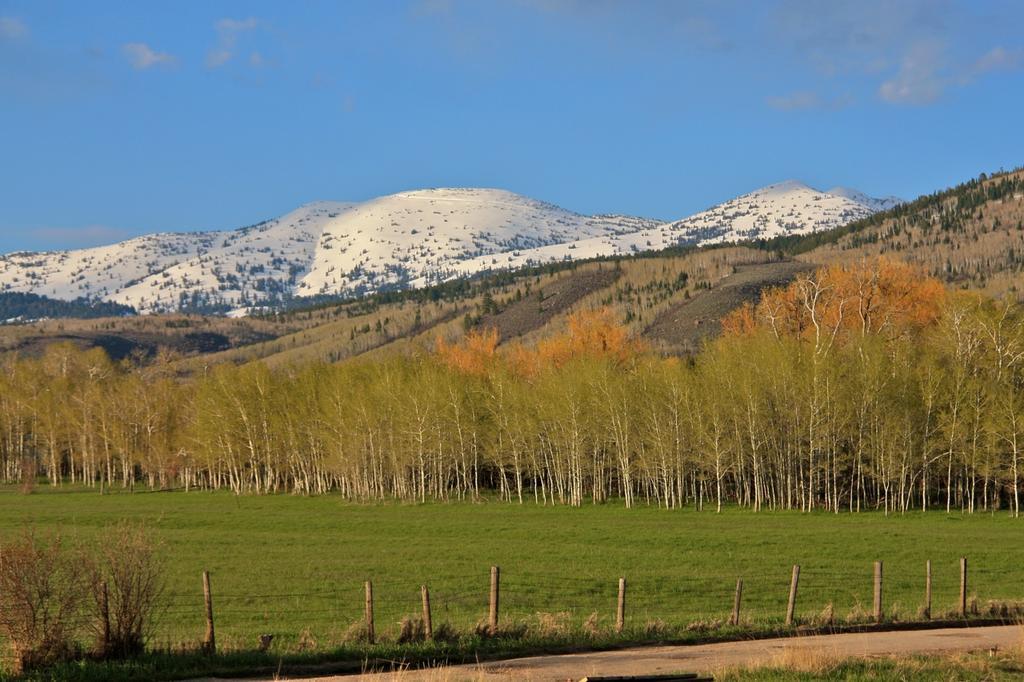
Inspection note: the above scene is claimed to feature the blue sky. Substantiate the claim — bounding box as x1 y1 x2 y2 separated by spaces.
1 0 1023 252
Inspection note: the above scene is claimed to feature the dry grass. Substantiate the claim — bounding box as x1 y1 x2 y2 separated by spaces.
397 616 428 644
844 602 871 625
582 612 602 637
685 618 724 633
532 612 571 639
812 602 835 628
770 644 844 674
714 627 1024 680
472 619 527 640
340 620 369 645
359 663 494 681
643 618 669 638
293 627 319 652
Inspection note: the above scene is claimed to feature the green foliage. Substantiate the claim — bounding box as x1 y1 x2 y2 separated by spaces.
2 281 1024 516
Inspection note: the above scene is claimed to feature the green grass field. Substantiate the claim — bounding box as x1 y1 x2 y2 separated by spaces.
3 486 1023 658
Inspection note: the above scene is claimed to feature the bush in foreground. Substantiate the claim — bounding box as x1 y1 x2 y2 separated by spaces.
0 533 88 672
0 525 163 674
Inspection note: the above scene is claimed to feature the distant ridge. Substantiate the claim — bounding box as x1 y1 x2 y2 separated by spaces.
0 183 898 315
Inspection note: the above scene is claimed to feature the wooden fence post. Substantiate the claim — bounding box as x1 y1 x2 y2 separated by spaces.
365 580 375 644
924 560 932 620
100 580 110 657
785 565 800 626
489 566 500 634
959 557 968 618
421 585 433 640
731 579 743 626
616 577 627 634
202 571 215 655
873 561 883 623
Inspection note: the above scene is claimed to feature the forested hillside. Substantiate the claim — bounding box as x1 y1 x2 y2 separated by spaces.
2 259 1023 517
774 169 1024 300
3 169 1023 372
0 292 136 321
0 245 783 369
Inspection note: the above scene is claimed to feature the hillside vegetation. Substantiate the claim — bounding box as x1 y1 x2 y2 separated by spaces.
0 292 136 321
2 259 1024 518
0 246 789 368
0 314 291 362
776 168 1024 300
2 168 1023 373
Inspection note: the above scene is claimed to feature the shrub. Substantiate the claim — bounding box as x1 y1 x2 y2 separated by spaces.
474 619 527 639
88 523 165 658
340 620 369 644
397 616 427 644
431 622 458 643
0 532 87 673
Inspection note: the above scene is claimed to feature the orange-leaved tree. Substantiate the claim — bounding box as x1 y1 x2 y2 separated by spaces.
510 308 646 375
434 326 499 376
722 258 946 348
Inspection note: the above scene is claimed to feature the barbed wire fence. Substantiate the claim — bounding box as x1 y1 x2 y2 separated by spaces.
133 555 1024 654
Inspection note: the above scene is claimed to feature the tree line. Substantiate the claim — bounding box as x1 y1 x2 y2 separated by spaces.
1 258 1022 515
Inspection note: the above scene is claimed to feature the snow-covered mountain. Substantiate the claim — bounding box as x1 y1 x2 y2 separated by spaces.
826 186 903 212
0 182 899 314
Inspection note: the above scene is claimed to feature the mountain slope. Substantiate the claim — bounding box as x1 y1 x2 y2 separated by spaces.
295 188 654 298
779 169 1024 300
826 186 903 212
0 183 896 314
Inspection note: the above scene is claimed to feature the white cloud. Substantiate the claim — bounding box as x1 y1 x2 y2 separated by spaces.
122 42 177 70
206 17 258 68
878 41 945 105
878 42 1023 105
967 46 1024 77
772 0 938 65
0 16 27 40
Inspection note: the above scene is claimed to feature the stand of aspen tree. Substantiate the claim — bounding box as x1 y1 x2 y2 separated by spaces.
1 258 1023 516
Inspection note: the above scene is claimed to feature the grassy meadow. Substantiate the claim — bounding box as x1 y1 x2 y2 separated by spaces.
3 486 1024 656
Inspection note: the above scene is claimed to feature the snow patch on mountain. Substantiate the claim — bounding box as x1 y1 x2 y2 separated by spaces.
0 183 899 314
827 186 903 212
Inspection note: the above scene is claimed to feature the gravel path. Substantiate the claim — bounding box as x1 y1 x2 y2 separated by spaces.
283 624 1021 681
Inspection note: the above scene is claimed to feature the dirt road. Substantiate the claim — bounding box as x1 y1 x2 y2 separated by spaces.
284 625 1020 681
